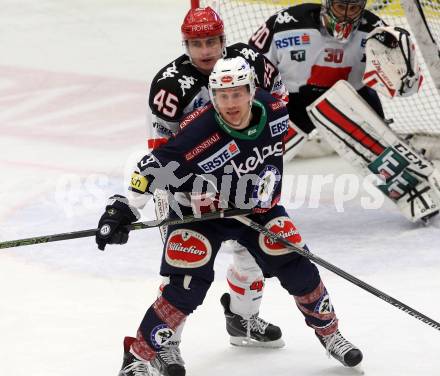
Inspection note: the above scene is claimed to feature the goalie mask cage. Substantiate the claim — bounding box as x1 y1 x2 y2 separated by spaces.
196 0 440 139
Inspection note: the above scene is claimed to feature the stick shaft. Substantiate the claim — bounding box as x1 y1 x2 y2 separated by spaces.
0 208 250 250
235 215 440 332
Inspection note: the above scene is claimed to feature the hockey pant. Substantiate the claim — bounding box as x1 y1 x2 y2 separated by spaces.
154 192 268 346
130 205 338 360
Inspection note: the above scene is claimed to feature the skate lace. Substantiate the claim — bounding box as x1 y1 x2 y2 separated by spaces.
123 359 156 376
322 331 353 358
157 346 184 366
241 314 270 335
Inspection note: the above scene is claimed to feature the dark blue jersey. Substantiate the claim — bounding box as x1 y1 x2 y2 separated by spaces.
132 89 289 212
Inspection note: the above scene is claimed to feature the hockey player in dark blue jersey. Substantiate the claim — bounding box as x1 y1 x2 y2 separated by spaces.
148 5 289 353
96 57 363 376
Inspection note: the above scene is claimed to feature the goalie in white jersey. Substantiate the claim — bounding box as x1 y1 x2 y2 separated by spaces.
249 0 440 223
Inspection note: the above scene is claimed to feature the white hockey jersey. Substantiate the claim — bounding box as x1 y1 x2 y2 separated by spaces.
248 3 385 94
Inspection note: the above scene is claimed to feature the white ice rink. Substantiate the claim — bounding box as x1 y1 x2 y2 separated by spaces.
0 1 439 375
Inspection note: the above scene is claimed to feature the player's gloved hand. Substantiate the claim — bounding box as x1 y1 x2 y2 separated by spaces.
96 194 140 251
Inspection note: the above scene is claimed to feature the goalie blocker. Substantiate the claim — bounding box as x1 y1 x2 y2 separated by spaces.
306 80 440 223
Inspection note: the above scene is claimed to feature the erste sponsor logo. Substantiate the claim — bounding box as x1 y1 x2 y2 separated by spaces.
269 115 289 137
275 33 310 49
197 140 240 173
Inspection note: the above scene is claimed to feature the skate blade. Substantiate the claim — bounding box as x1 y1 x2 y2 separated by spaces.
352 364 365 375
230 336 285 348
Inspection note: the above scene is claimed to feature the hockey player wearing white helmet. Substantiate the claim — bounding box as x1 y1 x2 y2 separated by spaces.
97 56 363 376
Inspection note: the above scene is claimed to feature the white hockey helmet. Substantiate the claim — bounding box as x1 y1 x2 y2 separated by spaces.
208 56 256 108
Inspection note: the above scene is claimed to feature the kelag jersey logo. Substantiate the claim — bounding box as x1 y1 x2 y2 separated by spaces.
197 141 240 172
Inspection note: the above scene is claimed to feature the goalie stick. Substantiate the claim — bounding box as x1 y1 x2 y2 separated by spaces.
0 207 251 250
234 215 440 332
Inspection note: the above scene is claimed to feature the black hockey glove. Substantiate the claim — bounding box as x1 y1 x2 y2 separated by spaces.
96 194 140 251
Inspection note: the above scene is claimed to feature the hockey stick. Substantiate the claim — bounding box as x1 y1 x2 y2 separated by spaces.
0 208 251 250
234 215 440 332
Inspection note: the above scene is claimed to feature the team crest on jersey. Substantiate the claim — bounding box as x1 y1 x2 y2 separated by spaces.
269 115 289 137
258 216 303 256
165 229 212 268
150 324 175 349
197 141 240 173
252 165 281 207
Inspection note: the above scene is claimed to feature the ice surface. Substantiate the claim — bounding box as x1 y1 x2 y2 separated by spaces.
0 1 439 375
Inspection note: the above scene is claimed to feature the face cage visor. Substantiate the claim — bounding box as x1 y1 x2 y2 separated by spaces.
321 0 366 42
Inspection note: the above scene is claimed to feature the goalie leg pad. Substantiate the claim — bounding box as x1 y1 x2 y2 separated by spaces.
306 80 440 222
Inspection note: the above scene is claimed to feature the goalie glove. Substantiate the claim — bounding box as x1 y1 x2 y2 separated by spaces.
362 26 422 98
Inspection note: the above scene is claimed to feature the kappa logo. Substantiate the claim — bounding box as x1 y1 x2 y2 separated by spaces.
165 229 212 268
198 141 240 173
179 75 197 96
269 115 289 137
230 141 283 177
239 47 259 62
275 11 298 24
157 61 179 82
290 49 306 62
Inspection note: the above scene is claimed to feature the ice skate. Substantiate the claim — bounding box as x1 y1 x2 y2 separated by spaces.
316 329 363 367
118 337 185 376
220 293 284 348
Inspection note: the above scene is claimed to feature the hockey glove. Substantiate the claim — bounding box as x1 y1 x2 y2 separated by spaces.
96 194 140 251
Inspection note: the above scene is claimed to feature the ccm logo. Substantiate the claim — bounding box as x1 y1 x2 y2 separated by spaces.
221 75 233 83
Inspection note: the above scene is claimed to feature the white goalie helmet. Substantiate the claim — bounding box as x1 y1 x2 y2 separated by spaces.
320 0 367 42
208 56 256 109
